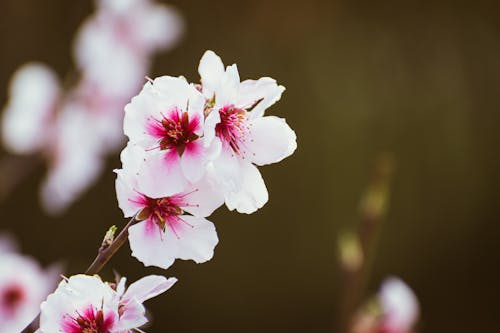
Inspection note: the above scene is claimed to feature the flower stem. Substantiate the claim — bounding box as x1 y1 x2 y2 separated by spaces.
21 215 139 333
86 215 139 275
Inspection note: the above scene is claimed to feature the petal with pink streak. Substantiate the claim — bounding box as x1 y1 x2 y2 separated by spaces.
137 149 187 198
128 220 178 269
123 276 177 304
115 299 147 331
247 116 297 166
115 170 145 218
180 141 205 183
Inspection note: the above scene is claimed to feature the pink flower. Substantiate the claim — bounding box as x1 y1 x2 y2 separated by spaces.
0 244 59 333
1 63 60 155
39 274 176 333
378 277 419 333
199 50 297 213
116 144 223 269
124 76 210 197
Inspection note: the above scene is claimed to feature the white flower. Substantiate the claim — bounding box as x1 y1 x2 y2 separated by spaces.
0 250 59 333
116 144 223 269
39 274 176 333
379 277 419 333
74 0 183 98
198 50 297 213
124 76 209 197
1 63 60 155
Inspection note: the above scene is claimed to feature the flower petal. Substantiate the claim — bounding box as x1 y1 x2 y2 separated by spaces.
198 50 225 98
128 220 177 269
180 141 205 183
225 162 268 214
175 216 219 263
247 116 297 166
137 149 187 198
123 275 177 303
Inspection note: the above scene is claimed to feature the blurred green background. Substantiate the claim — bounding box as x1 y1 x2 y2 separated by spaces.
1 0 500 332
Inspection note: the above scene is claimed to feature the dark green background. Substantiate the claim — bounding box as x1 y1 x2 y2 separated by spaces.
1 0 499 332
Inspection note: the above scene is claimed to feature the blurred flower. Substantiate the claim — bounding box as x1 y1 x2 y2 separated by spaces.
379 277 419 333
1 0 184 215
116 144 222 269
199 50 297 213
0 236 60 333
40 100 105 214
351 277 419 333
74 0 183 98
39 274 176 333
1 63 60 155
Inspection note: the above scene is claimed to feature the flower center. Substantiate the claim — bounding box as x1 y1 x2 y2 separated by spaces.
63 307 114 333
141 197 184 231
1 284 24 314
215 105 249 155
148 108 200 156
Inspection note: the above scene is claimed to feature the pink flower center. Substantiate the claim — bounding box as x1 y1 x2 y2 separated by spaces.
215 105 250 156
63 306 114 333
135 192 198 238
1 284 25 315
147 108 200 156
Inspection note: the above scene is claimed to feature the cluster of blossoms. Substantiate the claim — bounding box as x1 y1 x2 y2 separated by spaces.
351 277 420 333
0 235 59 333
1 0 183 214
116 50 297 269
30 50 296 332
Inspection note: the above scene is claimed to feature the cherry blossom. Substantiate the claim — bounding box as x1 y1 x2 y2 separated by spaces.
74 0 183 98
39 274 176 333
115 144 223 269
123 76 209 197
1 63 60 155
378 277 419 333
198 50 297 213
0 241 59 333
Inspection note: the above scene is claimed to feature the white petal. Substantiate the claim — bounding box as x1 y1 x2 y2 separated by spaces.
128 220 177 269
115 170 144 218
217 64 240 106
198 50 225 98
203 110 221 148
175 216 219 263
247 116 297 166
123 276 177 303
181 178 224 218
225 162 268 214
246 82 285 119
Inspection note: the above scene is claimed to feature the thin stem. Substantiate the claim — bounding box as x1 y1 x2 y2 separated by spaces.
86 215 139 275
21 215 140 333
338 153 395 333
